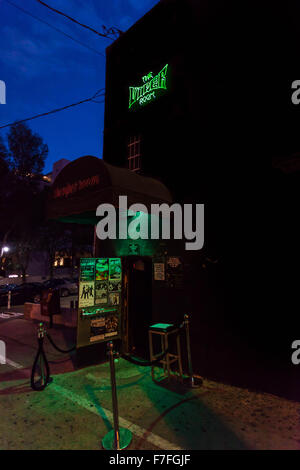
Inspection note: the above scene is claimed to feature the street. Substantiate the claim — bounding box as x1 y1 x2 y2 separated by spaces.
0 314 300 450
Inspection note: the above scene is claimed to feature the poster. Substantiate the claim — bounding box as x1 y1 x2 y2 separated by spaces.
96 258 109 281
154 262 165 281
90 314 119 341
166 256 184 289
90 317 106 343
109 292 120 306
108 280 122 292
79 281 95 307
105 314 119 337
95 281 108 304
109 258 122 280
80 259 95 282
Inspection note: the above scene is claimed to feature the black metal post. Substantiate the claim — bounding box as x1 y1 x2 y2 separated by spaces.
101 341 132 450
184 314 202 388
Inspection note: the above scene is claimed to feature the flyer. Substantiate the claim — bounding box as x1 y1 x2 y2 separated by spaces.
104 314 119 337
95 281 108 304
108 292 120 306
79 281 95 308
90 317 106 343
108 280 122 292
80 258 95 282
109 258 122 280
95 258 109 281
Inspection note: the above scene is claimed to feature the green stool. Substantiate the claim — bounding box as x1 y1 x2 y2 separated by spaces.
148 323 183 382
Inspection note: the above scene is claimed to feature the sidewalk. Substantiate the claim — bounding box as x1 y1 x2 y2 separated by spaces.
0 318 300 450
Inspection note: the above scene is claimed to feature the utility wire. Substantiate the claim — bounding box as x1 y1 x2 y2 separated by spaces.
0 90 105 130
4 0 105 57
36 0 122 40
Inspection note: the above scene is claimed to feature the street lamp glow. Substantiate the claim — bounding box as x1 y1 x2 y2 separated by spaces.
1 246 9 257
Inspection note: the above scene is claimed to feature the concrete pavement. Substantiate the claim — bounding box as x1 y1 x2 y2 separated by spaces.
1 316 300 450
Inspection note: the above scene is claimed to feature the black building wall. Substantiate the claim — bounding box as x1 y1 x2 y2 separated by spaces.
105 2 244 171
102 0 270 391
103 0 255 257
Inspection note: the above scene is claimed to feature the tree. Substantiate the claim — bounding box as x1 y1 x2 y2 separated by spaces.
7 122 48 178
0 123 49 281
0 134 9 177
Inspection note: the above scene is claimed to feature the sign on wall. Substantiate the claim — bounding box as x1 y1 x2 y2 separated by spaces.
154 262 165 281
129 64 169 110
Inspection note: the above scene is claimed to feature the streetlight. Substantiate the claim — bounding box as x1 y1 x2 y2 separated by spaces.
1 246 9 257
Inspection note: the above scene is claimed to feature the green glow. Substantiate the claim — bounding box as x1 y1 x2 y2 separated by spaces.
129 64 168 109
82 307 117 316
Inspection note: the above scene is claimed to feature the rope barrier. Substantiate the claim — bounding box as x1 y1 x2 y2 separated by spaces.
46 333 76 354
121 348 169 367
30 333 50 391
30 315 201 392
30 323 76 391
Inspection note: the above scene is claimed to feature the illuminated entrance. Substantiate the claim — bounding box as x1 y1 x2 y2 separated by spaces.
47 155 175 363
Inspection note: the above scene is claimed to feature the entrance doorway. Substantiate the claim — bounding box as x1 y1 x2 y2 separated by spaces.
127 257 152 358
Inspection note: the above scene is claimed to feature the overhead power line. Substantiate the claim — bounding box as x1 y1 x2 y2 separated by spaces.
4 0 105 57
36 0 122 40
0 90 105 130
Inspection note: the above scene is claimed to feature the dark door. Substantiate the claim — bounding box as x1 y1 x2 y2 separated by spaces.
127 257 152 358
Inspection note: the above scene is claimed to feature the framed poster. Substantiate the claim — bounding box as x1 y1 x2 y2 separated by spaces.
108 280 122 292
104 313 119 338
166 256 184 289
109 258 122 280
79 281 95 307
154 262 165 281
95 281 108 304
90 317 106 343
96 258 109 281
109 292 120 306
80 258 95 282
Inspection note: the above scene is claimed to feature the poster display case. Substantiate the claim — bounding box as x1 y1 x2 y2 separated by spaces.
76 258 122 348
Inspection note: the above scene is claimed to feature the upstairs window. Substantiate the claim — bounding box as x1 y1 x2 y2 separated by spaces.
127 135 141 172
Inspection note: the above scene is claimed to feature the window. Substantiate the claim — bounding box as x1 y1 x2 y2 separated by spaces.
127 135 142 172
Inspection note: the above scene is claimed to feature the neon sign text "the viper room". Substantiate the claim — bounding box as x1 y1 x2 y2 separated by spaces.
129 64 168 110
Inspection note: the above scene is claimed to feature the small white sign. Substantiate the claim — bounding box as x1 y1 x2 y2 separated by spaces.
154 263 165 281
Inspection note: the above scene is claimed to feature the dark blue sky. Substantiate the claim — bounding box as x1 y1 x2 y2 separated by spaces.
0 0 160 173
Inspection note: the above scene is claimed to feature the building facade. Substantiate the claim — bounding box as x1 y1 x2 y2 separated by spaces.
101 0 258 380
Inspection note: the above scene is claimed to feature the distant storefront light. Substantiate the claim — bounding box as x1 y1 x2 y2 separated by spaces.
129 64 169 110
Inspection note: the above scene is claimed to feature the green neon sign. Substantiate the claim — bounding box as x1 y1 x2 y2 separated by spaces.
129 64 169 109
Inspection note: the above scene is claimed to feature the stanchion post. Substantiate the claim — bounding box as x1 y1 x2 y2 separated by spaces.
184 314 202 388
102 341 132 450
7 290 11 310
109 341 120 449
38 323 45 384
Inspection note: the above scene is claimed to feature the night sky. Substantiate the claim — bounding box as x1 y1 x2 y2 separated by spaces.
0 0 160 173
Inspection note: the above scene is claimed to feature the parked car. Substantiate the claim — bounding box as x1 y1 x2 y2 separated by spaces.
43 278 78 297
0 283 17 294
0 282 44 306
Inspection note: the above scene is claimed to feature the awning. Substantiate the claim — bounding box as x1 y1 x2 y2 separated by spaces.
47 155 172 224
